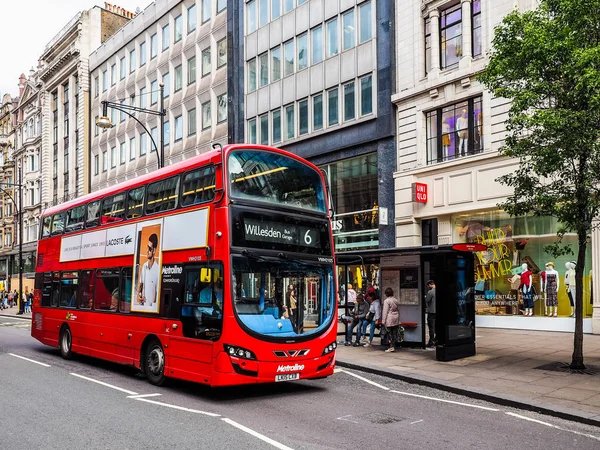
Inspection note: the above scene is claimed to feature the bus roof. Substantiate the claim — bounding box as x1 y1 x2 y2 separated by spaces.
42 144 323 218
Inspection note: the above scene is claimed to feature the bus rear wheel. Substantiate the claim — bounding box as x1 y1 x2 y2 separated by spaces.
145 338 165 386
59 326 73 360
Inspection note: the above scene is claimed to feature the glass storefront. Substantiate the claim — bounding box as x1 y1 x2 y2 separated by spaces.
320 153 379 252
454 211 593 318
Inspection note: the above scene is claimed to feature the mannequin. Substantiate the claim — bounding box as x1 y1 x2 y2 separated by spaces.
540 269 547 315
456 109 468 156
509 267 522 315
564 261 576 317
519 263 533 316
544 262 559 317
442 120 451 160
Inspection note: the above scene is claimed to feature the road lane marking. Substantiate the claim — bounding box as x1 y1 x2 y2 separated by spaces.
222 418 294 450
337 415 359 424
391 390 499 411
9 353 50 367
505 412 600 442
70 373 139 395
127 393 162 399
333 368 343 373
133 397 220 417
410 419 424 425
338 369 390 390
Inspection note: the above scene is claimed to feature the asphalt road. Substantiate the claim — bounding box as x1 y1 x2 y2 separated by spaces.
1 314 600 449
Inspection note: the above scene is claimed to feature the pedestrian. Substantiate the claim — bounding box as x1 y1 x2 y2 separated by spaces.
362 291 382 347
8 291 13 308
425 280 436 347
381 287 401 353
345 293 369 346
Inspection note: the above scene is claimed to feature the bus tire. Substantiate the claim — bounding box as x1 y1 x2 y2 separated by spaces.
144 338 166 386
59 326 73 360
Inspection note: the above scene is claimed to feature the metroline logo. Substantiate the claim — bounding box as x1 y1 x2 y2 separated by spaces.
277 364 305 373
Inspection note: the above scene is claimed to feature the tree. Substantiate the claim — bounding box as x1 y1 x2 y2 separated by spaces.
478 0 600 370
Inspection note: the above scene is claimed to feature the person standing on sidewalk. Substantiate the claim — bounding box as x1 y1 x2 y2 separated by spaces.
381 288 401 352
362 292 382 347
425 280 436 347
345 293 369 346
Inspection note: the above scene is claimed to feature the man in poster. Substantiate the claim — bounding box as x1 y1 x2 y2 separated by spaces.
138 233 160 308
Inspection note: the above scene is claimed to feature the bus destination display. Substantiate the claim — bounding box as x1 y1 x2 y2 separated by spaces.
244 219 320 248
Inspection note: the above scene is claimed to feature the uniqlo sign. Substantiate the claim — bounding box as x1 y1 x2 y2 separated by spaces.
411 182 428 203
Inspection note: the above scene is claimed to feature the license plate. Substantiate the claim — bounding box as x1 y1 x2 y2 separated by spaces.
275 373 300 382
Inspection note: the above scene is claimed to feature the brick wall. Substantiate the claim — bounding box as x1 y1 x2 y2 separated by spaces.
100 10 131 43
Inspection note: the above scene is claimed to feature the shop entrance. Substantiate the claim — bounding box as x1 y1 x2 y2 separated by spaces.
337 244 485 361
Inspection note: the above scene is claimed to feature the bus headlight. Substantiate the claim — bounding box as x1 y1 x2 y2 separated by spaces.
321 341 338 356
224 344 257 360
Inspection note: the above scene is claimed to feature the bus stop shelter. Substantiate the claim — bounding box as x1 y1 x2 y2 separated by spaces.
336 244 485 361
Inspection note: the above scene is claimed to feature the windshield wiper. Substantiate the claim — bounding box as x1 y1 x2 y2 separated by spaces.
241 249 267 262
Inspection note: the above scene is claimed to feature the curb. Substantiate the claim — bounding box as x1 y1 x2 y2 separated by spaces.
0 313 31 321
336 360 600 428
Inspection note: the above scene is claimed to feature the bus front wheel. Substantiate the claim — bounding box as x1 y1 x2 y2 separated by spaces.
59 326 73 360
145 338 165 386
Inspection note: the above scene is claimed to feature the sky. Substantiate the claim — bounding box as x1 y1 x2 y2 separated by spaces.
0 0 152 97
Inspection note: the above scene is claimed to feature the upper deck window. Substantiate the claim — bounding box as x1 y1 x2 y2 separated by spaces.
66 205 86 233
86 200 101 228
146 176 179 214
181 166 216 207
127 186 145 219
228 150 326 213
101 193 126 224
51 213 65 235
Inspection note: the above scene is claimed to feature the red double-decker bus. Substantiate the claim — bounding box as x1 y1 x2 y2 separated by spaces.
32 144 337 386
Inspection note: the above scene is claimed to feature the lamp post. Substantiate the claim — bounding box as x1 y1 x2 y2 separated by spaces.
96 84 165 169
0 163 24 314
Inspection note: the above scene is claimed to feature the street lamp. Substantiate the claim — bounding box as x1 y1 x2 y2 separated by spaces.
0 163 24 314
96 83 166 170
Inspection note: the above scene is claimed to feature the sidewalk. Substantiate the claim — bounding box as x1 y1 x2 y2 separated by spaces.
336 327 600 426
0 308 31 318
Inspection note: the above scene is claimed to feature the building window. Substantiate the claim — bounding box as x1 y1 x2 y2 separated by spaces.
163 72 170 98
94 115 99 136
202 0 211 23
327 18 339 57
120 142 126 164
285 104 294 140
151 33 158 59
359 1 373 43
271 46 281 81
174 15 183 42
129 137 136 160
164 121 170 147
360 75 373 116
188 56 196 84
328 88 339 126
313 94 323 131
162 24 170 51
111 64 116 85
260 114 269 145
217 94 227 123
259 53 268 87
298 99 308 135
342 9 355 51
426 96 483 164
188 5 197 32
284 0 293 14
94 76 99 97
140 41 147 66
472 0 482 57
217 0 226 13
120 99 126 122
110 106 117 125
312 26 323 64
217 39 227 67
272 0 281 20
140 132 148 156
441 4 462 68
94 154 99 175
174 64 183 92
284 40 294 76
102 70 108 91
174 115 183 141
202 101 212 130
129 49 136 73
202 47 211 76
272 109 281 144
259 0 268 28
151 127 158 153
188 108 196 136
247 0 257 34
140 86 147 109
425 17 432 74
248 58 257 92
120 57 126 79
297 33 308 71
248 118 257 143
111 146 116 168
344 81 355 121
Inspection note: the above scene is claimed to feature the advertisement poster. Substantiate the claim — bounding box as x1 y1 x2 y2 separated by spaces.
131 223 162 313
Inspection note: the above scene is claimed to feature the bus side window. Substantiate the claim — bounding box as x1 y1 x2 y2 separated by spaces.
146 175 179 214
50 272 60 307
126 186 145 219
86 200 101 228
51 213 65 236
181 166 216 207
41 273 53 307
94 269 119 311
60 271 78 308
66 205 86 233
41 216 52 239
101 193 126 224
120 267 132 313
79 270 93 310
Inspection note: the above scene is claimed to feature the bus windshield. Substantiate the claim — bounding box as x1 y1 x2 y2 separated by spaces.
228 149 327 213
232 255 335 338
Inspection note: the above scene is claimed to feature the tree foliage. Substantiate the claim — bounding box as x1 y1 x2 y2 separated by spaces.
478 0 600 369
